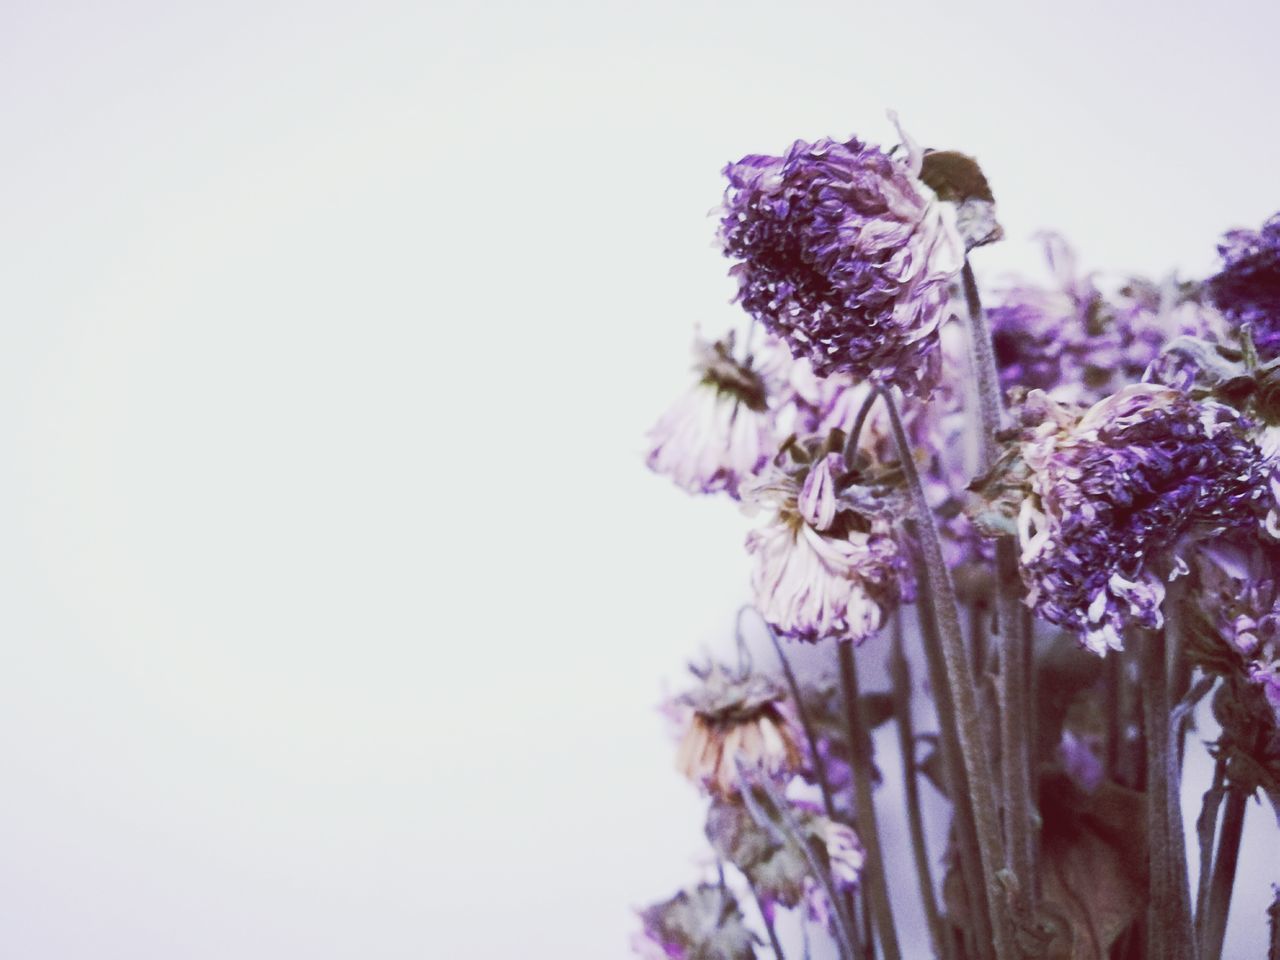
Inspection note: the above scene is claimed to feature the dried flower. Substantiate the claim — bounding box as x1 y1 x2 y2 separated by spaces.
988 234 1225 405
1010 384 1271 654
673 661 802 798
647 336 775 499
743 445 903 643
1208 212 1280 359
718 125 963 393
633 884 759 960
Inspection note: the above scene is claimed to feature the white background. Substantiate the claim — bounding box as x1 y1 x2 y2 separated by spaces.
2 1 1279 957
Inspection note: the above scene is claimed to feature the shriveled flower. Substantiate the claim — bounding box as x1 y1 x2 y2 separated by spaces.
673 660 802 798
743 442 904 643
1208 212 1280 359
706 796 862 934
647 335 774 499
718 124 963 393
1191 544 1280 724
1009 384 1270 654
633 884 759 960
988 234 1225 405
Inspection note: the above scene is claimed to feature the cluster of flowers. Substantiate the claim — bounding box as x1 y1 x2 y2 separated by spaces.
639 120 1280 959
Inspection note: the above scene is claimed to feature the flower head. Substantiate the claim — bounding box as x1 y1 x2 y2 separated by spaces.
988 234 1225 405
633 884 759 960
672 660 802 798
743 441 904 643
1010 384 1271 654
1208 212 1280 359
718 127 963 393
647 336 775 498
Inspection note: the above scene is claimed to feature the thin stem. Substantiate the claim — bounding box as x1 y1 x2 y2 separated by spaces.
1201 786 1247 960
1268 884 1280 960
913 553 994 960
748 882 787 959
842 389 880 471
763 616 838 818
959 260 1036 915
1143 627 1194 960
878 386 1015 960
1195 757 1227 947
838 640 902 960
891 614 952 960
745 767 860 960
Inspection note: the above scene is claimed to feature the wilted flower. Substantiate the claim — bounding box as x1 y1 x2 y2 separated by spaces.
1008 384 1270 654
633 884 759 960
672 660 802 798
718 125 963 393
647 336 775 498
743 443 903 643
1208 212 1280 359
988 234 1225 405
706 796 862 935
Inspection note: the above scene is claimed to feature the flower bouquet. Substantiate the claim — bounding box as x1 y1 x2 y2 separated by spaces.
638 117 1280 960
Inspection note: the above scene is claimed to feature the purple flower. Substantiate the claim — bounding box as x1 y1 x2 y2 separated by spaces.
1015 384 1271 654
743 449 903 643
633 884 759 960
1208 212 1280 358
988 234 1224 405
647 336 776 498
718 126 963 393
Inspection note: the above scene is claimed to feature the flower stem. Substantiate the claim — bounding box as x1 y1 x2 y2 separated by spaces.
890 614 953 960
762 617 837 818
959 260 1037 914
838 639 902 960
1194 756 1227 947
746 767 860 960
842 389 880 471
1268 884 1280 960
1201 785 1248 960
878 385 1015 960
747 881 787 959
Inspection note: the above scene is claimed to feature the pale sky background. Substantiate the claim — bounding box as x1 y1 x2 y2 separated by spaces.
2 1 1279 957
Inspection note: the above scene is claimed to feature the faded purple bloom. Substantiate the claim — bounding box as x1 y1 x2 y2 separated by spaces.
718 126 963 393
988 234 1225 405
1015 384 1271 654
743 448 903 643
1208 212 1280 359
671 661 802 799
633 884 759 960
647 336 775 498
1194 544 1280 724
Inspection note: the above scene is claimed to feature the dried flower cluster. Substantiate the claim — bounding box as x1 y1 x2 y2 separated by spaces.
639 120 1280 960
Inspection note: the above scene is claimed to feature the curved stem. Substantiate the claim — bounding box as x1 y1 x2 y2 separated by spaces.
838 640 901 960
763 618 838 819
745 767 860 960
748 881 787 959
842 389 880 471
878 385 1015 960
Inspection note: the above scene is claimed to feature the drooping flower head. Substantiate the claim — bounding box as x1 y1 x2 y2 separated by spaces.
743 438 904 643
1006 384 1271 654
718 125 963 393
705 795 863 934
1208 212 1280 359
647 335 775 498
633 884 759 960
672 659 803 798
